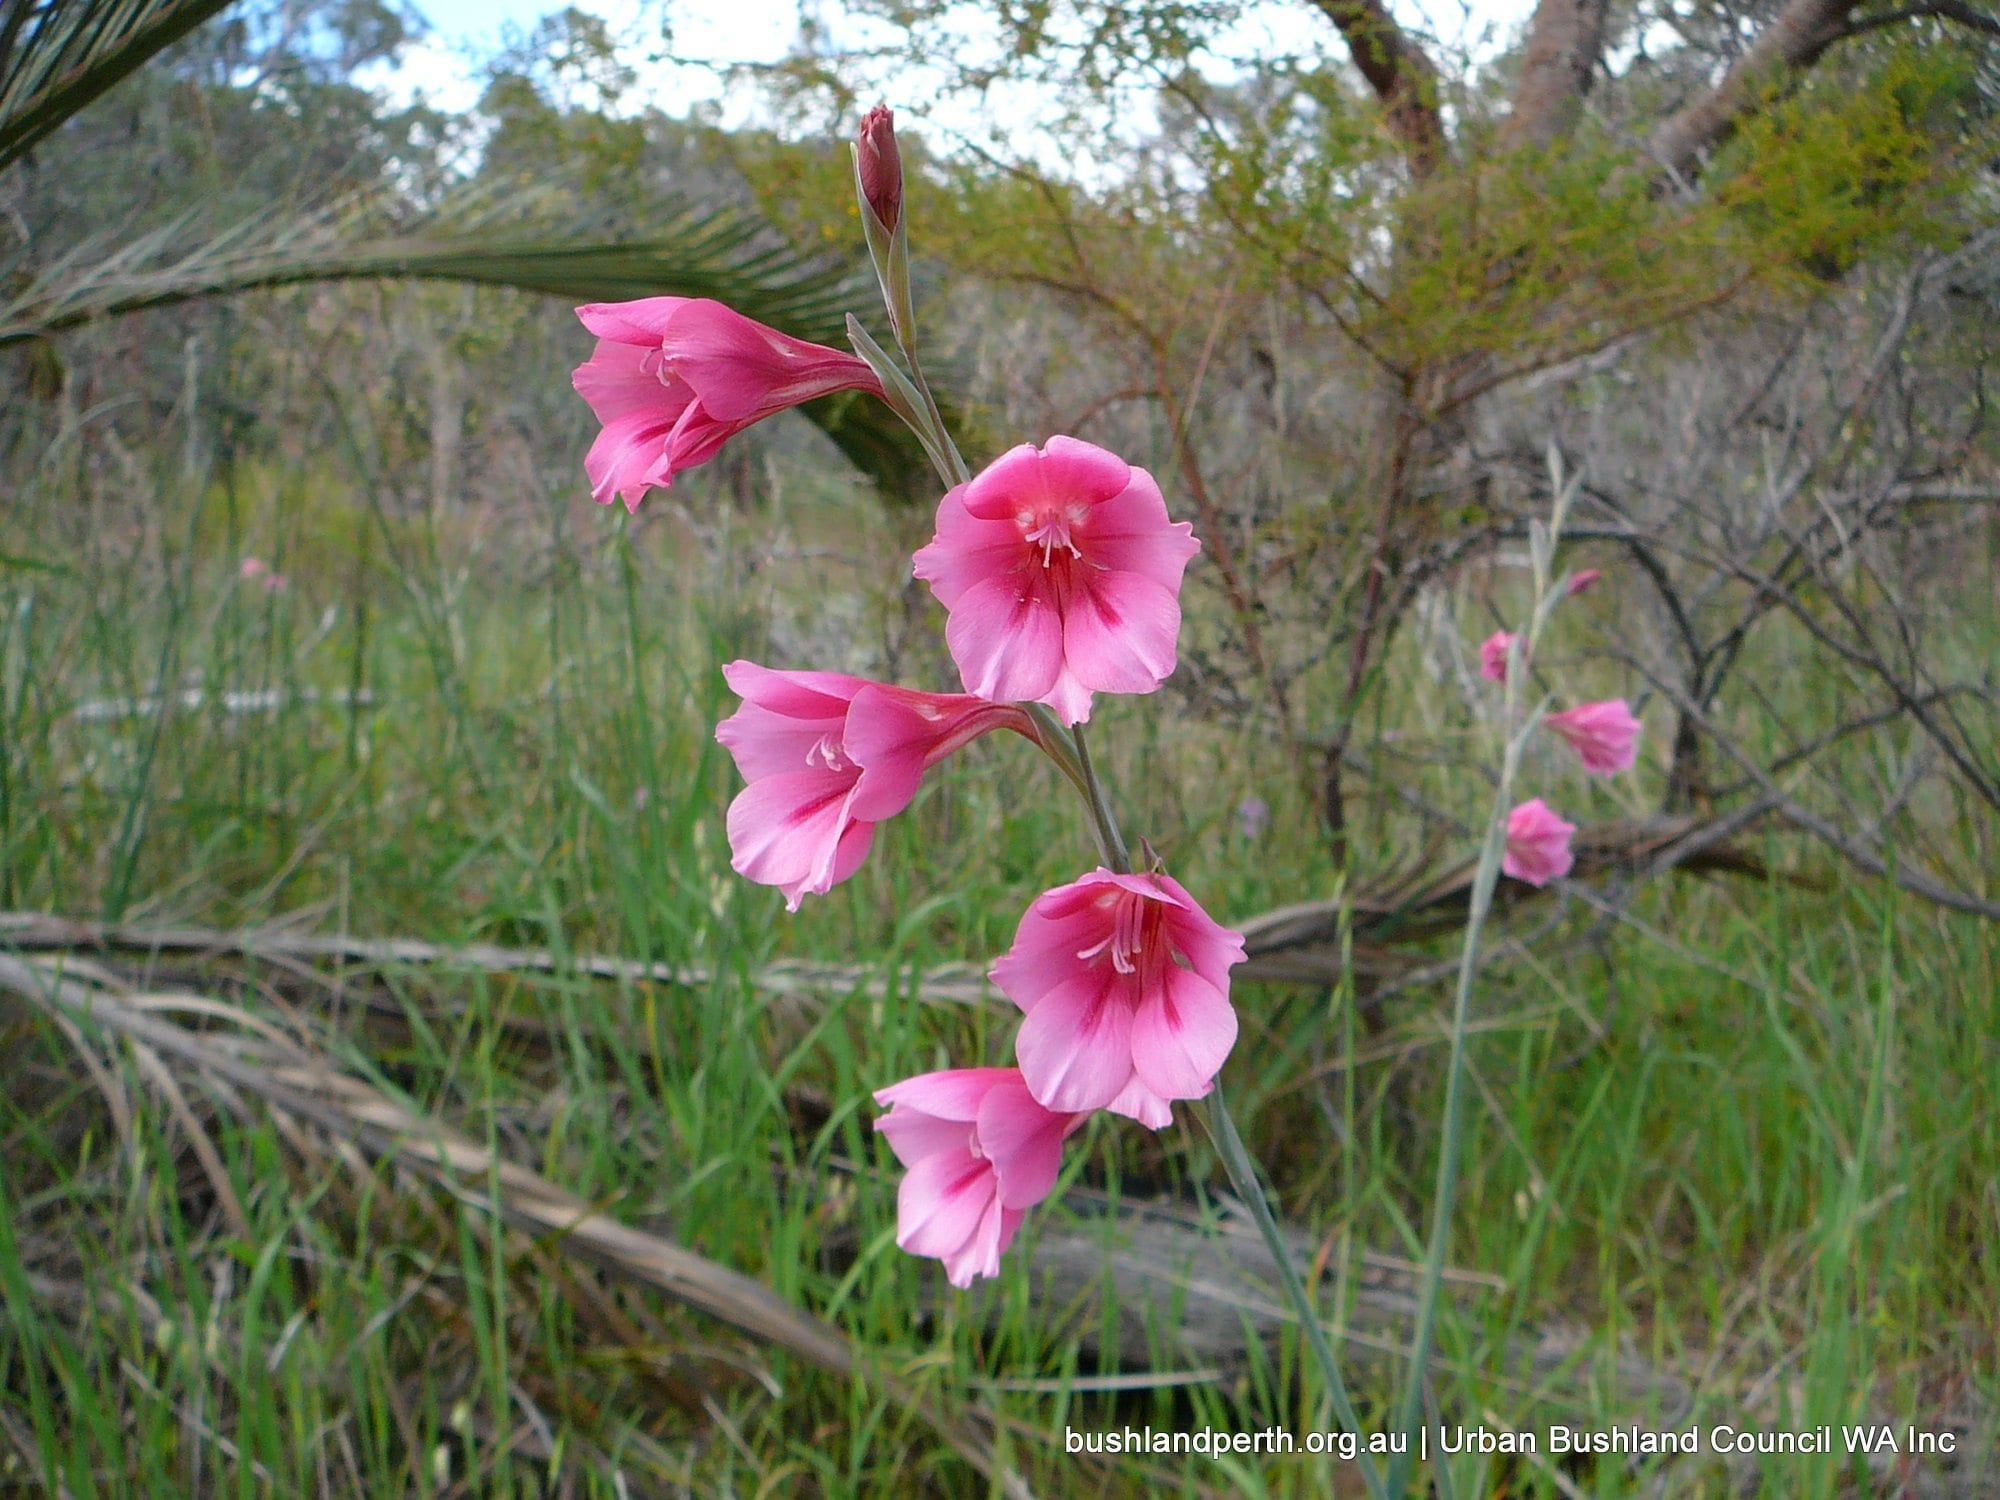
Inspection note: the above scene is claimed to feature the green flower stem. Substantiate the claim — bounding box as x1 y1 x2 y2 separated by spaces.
852 162 969 488
1017 710 1128 878
1383 709 1535 1496
1019 706 1115 869
1204 1083 1391 1500
1386 463 1575 1492
901 345 966 486
1048 716 1383 1492
1069 722 1131 875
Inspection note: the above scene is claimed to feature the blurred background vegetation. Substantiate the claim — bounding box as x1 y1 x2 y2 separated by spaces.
1 0 1996 1493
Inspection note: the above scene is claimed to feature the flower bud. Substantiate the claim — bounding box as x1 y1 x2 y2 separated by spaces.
857 105 903 233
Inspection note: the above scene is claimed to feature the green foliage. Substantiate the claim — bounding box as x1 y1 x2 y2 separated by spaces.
0 0 236 171
1712 43 1979 280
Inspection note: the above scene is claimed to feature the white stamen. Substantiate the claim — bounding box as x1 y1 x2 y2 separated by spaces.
806 733 851 771
1023 512 1082 567
1077 893 1147 974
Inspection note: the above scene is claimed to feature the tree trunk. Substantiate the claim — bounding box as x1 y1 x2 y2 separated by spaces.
1504 0 1611 148
1649 0 1860 182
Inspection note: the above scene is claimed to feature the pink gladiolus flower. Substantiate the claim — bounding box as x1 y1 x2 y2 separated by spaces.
1479 629 1519 683
1503 798 1576 886
873 1067 1082 1288
911 437 1200 725
239 557 268 580
715 662 1031 910
1567 568 1601 596
571 298 885 512
1546 699 1641 775
991 869 1245 1127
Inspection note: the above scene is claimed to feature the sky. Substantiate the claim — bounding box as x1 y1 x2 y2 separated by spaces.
370 0 1544 175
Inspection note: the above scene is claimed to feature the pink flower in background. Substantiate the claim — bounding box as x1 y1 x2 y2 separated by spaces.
715 662 1030 910
237 557 287 592
1235 796 1271 841
911 437 1199 724
572 299 885 512
1479 630 1519 683
991 869 1245 1127
874 1067 1082 1287
1503 798 1576 886
1546 699 1641 776
1567 568 1602 596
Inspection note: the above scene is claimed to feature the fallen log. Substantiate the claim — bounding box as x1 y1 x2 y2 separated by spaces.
0 810 1786 1004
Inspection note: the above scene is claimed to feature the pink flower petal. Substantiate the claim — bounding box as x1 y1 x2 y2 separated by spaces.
1035 434 1133 508
940 1196 1010 1287
1061 570 1182 698
874 1109 972 1169
576 297 690 344
723 770 867 909
910 490 1023 610
976 1080 1072 1210
959 441 1124 523
1040 667 1096 726
583 409 678 509
659 401 738 472
571 339 687 424
713 701 843 783
666 301 881 422
989 906 1121 1011
896 1150 995 1261
815 817 875 902
942 574 1064 704
874 1067 1016 1121
1083 472 1200 592
1155 875 1248 994
1105 1074 1175 1129
1013 966 1136 1114
721 662 868 720
1129 963 1237 1103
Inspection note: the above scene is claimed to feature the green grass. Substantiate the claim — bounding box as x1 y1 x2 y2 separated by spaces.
0 436 1995 1497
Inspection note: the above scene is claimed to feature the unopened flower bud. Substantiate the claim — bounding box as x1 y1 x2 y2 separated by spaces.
857 105 903 233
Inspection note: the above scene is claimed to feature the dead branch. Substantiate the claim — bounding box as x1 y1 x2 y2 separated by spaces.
0 811 1784 1007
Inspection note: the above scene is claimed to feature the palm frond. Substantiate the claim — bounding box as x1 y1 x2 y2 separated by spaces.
2 192 947 498
0 0 237 173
